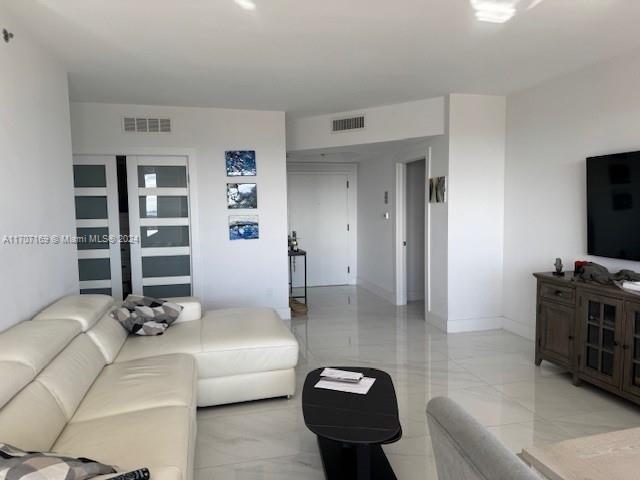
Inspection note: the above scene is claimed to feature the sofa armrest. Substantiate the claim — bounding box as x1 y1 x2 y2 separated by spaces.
166 297 202 323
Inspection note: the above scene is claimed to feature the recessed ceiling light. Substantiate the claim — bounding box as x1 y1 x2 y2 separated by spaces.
234 0 256 10
470 0 517 23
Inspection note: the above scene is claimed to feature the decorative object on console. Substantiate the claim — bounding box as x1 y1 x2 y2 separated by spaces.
229 215 259 240
225 150 257 176
0 443 117 480
111 294 184 336
553 257 564 276
573 262 640 285
574 260 588 276
289 230 299 252
429 176 446 203
227 183 257 209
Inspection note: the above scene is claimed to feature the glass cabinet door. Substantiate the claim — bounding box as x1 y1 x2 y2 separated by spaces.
580 295 623 386
623 304 640 396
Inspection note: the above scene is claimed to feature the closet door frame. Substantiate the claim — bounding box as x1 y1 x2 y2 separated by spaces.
73 155 123 300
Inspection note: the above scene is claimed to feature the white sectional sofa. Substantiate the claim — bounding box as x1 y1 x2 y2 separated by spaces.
0 295 299 480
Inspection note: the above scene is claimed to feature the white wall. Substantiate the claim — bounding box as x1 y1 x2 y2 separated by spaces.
70 102 290 318
287 98 446 151
357 154 398 302
504 51 640 340
0 8 77 332
425 133 450 327
357 141 429 303
406 159 426 301
447 95 506 332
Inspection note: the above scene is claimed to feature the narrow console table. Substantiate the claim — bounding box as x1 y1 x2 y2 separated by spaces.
289 249 307 305
534 272 640 405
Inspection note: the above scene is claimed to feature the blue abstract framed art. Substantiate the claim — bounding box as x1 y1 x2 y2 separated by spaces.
229 215 259 240
226 150 257 177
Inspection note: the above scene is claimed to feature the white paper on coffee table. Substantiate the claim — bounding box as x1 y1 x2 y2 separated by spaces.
320 368 364 382
314 377 376 395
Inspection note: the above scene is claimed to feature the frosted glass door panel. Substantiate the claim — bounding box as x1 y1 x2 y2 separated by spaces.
138 166 187 188
75 197 108 219
139 196 189 218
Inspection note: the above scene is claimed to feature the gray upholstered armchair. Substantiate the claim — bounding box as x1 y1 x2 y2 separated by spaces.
426 397 541 480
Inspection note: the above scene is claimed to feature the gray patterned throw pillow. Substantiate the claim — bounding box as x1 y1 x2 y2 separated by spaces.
111 294 184 336
0 443 115 480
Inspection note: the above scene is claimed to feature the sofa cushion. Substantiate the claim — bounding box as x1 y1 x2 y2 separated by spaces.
196 308 299 378
37 335 106 420
167 297 202 324
0 362 34 409
73 354 196 422
33 295 114 332
54 407 193 480
0 382 68 452
86 314 128 364
0 320 82 376
115 320 202 363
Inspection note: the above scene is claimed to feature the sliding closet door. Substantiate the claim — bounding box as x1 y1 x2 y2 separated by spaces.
73 155 123 299
127 156 192 298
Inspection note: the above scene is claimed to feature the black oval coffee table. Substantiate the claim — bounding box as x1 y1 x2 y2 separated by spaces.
302 367 402 480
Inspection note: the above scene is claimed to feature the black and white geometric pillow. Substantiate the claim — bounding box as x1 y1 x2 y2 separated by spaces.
111 295 184 336
0 442 115 480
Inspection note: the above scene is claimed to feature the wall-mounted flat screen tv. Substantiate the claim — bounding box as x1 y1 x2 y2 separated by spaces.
587 151 640 261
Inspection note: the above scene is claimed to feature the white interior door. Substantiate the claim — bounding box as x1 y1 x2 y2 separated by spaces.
288 172 350 287
73 155 123 299
127 156 193 298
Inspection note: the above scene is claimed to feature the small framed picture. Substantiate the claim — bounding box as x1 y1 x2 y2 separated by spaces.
227 183 257 209
229 215 259 240
429 176 446 203
226 150 257 177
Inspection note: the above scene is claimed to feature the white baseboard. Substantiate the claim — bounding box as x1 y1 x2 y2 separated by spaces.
502 316 535 341
357 278 396 304
277 308 292 321
426 312 447 331
446 316 504 334
408 290 425 302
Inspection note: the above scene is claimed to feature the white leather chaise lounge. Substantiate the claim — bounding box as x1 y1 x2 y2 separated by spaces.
0 294 299 480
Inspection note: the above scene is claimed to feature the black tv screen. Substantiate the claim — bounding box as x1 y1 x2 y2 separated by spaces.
587 151 640 261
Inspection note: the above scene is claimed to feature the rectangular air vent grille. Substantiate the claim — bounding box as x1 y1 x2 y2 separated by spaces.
123 116 171 134
332 115 365 133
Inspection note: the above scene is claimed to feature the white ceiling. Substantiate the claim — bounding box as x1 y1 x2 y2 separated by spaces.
6 0 640 117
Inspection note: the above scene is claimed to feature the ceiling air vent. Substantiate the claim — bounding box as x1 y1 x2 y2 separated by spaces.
331 115 365 133
123 116 172 134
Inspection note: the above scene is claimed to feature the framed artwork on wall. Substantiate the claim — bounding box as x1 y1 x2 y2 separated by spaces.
227 183 257 209
429 176 446 203
229 215 259 240
226 150 257 176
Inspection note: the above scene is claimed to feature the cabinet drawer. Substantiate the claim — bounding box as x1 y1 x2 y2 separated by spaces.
540 282 575 305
